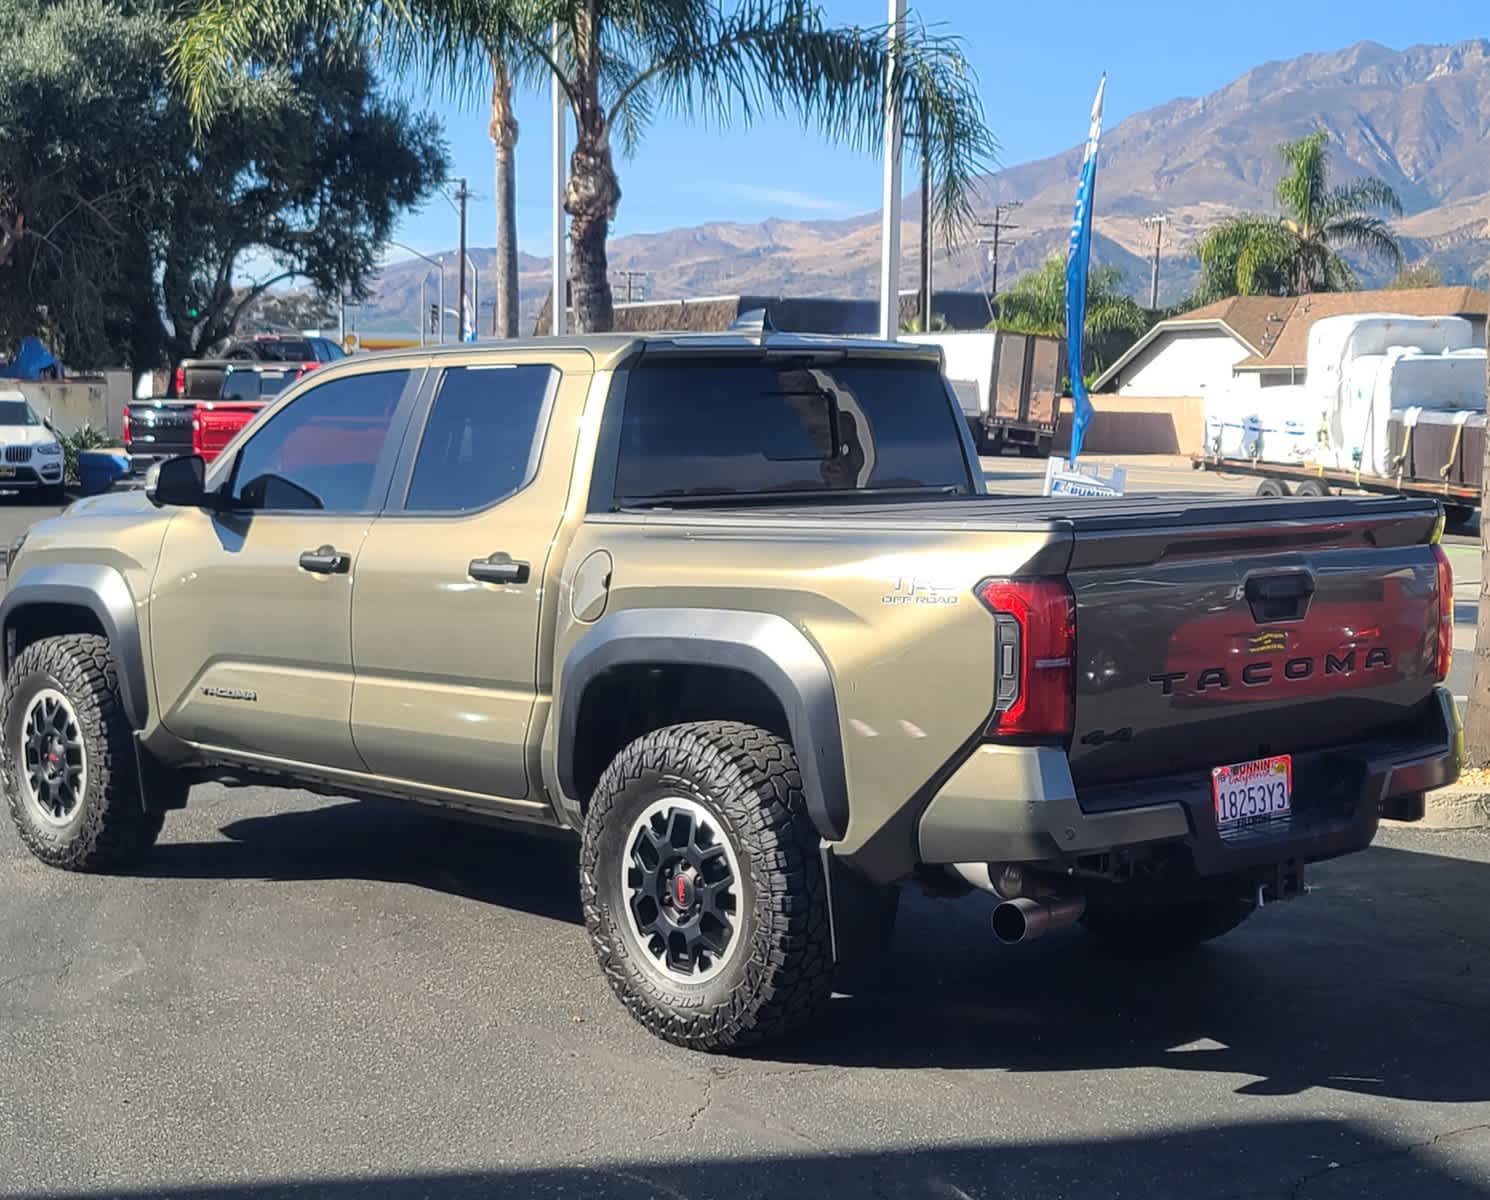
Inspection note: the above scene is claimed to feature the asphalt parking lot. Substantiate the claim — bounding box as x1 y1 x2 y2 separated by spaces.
2 475 1489 1199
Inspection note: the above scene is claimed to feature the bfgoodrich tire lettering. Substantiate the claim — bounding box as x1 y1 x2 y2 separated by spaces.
581 721 833 1051
2 634 164 870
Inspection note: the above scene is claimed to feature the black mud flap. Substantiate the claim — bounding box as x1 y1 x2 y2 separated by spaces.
821 844 899 992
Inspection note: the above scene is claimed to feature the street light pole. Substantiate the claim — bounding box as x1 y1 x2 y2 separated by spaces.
877 0 907 341
390 241 447 345
551 22 567 336
454 177 470 339
1142 214 1168 310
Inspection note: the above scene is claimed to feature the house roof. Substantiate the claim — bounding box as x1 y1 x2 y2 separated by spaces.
1092 295 1298 391
1232 286 1489 369
1093 286 1489 391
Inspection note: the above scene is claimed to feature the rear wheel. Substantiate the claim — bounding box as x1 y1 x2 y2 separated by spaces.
1293 478 1330 498
1081 894 1253 952
1255 478 1291 498
581 721 834 1051
2 634 166 870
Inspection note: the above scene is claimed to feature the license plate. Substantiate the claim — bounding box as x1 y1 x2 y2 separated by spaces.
0 467 17 479
1212 754 1292 832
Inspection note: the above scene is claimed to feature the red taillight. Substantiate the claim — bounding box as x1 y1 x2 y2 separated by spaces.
1433 543 1453 682
191 409 204 456
173 366 185 396
975 578 1076 739
121 411 131 445
295 361 319 379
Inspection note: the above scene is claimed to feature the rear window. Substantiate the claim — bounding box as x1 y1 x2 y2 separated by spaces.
613 357 971 502
249 339 313 362
221 369 293 402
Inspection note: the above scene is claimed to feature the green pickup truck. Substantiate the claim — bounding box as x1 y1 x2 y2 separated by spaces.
1 332 1459 1050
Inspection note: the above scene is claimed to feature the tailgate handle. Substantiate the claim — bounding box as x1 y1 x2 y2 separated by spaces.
1245 572 1315 623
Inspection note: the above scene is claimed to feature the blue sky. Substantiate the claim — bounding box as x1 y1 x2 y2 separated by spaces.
388 0 1485 260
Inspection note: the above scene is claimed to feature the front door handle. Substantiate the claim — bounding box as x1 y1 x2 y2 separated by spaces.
299 545 350 574
469 553 530 585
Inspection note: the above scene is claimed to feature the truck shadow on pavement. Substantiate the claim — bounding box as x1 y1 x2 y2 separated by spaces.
30 1119 1490 1199
138 801 1490 1106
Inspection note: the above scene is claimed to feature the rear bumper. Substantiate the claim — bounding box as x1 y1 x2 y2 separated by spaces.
917 686 1461 876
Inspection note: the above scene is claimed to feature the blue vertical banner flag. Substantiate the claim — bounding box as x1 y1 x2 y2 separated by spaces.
1065 74 1106 465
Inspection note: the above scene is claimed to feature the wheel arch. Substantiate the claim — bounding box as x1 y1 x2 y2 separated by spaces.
556 608 849 840
0 564 148 730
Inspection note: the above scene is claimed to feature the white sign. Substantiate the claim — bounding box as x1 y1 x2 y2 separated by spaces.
1043 457 1127 498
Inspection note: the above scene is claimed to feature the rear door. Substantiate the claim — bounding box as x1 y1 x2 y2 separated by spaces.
1065 503 1443 791
348 352 589 806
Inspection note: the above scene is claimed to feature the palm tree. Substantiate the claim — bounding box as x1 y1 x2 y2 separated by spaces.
994 253 1151 377
172 0 994 334
488 54 520 338
1196 130 1403 301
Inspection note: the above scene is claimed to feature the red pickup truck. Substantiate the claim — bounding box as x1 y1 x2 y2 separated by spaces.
125 362 319 473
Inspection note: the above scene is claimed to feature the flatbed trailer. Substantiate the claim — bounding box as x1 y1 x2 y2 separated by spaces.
1191 453 1480 526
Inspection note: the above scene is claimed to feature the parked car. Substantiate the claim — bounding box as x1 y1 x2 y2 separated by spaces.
0 332 1458 1052
0 390 64 500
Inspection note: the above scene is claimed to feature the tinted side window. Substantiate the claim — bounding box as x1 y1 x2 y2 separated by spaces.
230 370 410 512
614 359 971 501
405 365 556 512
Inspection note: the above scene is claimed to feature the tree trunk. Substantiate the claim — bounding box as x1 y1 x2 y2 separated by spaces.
1463 294 1490 767
489 56 520 339
562 5 617 333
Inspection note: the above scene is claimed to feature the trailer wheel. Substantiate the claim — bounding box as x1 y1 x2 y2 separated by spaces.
1293 479 1329 498
1255 478 1291 498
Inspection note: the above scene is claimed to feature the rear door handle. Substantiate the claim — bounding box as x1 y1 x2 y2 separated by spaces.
469 553 530 585
299 545 350 574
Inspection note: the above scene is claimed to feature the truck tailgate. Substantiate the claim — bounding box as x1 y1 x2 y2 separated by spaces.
1064 499 1445 789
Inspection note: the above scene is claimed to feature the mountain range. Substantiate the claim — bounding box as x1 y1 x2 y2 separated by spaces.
358 37 1490 334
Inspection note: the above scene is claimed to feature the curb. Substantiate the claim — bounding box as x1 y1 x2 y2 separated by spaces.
1388 788 1490 831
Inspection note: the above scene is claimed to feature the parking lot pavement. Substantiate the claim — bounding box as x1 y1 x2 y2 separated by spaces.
2 788 1489 1199
2 489 1490 1198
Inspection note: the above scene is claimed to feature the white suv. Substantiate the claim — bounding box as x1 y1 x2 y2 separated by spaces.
0 390 64 500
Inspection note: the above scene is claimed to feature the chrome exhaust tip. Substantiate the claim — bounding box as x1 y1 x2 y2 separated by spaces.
991 894 1087 945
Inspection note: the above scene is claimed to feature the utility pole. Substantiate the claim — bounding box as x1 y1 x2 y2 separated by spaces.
551 21 567 337
877 0 907 340
976 201 1021 312
454 177 470 340
919 102 933 332
1143 214 1168 310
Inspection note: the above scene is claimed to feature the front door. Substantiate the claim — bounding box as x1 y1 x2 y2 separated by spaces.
349 357 582 804
150 366 421 773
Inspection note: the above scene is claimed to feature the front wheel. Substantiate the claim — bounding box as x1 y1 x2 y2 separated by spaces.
581 721 834 1051
1081 894 1253 952
2 634 164 870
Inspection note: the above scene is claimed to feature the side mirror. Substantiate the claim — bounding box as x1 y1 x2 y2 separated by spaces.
147 455 209 508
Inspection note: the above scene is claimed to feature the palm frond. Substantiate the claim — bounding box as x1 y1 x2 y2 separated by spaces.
1322 177 1403 219
1320 213 1404 268
1274 129 1330 233
600 0 994 243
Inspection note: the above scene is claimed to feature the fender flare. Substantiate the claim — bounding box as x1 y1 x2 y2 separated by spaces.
557 607 849 840
0 563 149 729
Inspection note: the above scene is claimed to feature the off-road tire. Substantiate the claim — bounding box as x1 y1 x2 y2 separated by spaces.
2 634 164 870
1081 895 1253 952
581 721 833 1051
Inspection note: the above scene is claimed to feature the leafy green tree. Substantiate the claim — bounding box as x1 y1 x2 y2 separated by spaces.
0 0 446 368
172 0 995 334
1388 261 1443 290
1196 130 1402 301
994 253 1152 376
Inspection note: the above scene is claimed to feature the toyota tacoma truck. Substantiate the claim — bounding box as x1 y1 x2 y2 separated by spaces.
0 333 1460 1051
